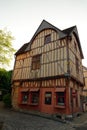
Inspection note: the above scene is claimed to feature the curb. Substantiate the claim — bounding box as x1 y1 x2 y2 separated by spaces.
12 108 66 123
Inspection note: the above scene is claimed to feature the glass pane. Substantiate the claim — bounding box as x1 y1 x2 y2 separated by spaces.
56 92 65 106
31 92 39 103
58 92 64 96
45 92 52 105
45 34 51 44
22 92 28 103
57 97 64 105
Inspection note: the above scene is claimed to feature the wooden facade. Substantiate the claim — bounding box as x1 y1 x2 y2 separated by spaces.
12 20 84 117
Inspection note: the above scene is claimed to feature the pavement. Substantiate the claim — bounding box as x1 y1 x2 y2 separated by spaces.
72 112 87 125
69 112 87 130
0 102 87 130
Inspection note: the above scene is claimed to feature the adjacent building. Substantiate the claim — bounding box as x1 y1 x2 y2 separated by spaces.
83 66 87 111
12 20 84 118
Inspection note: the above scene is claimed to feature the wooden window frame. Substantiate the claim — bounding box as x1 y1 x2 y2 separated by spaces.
45 92 52 105
21 92 29 104
30 92 39 105
44 34 51 44
56 92 65 106
32 55 41 70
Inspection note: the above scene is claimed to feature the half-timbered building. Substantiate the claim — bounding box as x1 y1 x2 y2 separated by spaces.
12 20 84 118
83 66 87 111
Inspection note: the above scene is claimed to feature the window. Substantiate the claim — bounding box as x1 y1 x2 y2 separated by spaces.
44 34 51 44
31 92 39 104
21 92 29 104
45 92 52 105
56 92 65 106
32 55 41 70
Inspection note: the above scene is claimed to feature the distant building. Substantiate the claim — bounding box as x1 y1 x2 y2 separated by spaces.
83 66 87 111
12 20 84 118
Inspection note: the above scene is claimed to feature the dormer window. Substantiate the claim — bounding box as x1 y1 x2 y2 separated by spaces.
44 34 51 44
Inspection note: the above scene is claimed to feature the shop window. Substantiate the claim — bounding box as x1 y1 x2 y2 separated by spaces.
56 92 65 106
32 55 41 70
45 92 52 105
30 92 39 104
21 92 29 104
44 34 51 44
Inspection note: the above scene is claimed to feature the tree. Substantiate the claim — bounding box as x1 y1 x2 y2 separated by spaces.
0 28 15 68
0 68 12 100
0 68 12 92
3 93 12 107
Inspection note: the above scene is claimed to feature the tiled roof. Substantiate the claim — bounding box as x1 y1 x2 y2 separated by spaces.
25 20 67 52
31 20 66 40
15 20 84 58
15 43 29 55
62 26 76 35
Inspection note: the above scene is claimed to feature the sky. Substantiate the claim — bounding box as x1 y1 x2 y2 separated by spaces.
0 0 87 70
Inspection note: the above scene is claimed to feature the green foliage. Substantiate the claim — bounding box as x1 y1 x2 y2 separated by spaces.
3 93 11 107
0 68 12 93
0 69 12 102
0 28 15 68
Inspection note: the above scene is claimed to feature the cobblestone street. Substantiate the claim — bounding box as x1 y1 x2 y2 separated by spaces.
0 109 75 130
0 102 87 130
0 102 75 130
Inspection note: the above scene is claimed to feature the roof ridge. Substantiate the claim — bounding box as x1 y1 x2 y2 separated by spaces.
62 25 76 31
62 25 76 35
43 19 63 32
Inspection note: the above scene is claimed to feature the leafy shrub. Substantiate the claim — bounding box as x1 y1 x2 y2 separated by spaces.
3 93 11 107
